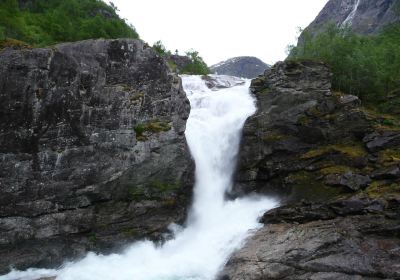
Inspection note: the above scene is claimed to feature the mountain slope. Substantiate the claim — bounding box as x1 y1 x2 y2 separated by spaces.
303 0 400 36
210 56 269 79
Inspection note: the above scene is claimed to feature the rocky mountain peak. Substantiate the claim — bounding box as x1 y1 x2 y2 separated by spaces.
210 56 270 79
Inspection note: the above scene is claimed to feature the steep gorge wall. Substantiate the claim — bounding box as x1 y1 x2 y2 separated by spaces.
0 39 194 273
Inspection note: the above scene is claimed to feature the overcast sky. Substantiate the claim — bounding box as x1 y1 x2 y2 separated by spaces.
110 0 329 65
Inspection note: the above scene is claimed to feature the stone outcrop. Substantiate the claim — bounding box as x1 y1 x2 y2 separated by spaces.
211 57 270 79
233 60 400 202
223 60 400 279
0 39 194 273
166 54 192 74
220 197 400 280
302 0 400 37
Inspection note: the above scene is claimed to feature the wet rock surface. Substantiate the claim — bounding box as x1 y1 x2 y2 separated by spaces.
220 197 400 280
223 60 400 280
0 39 194 273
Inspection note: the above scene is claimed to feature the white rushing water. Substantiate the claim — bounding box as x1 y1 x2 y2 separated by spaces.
1 75 277 280
342 0 361 27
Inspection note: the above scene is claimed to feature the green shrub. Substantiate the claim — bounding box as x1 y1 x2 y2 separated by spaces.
152 40 171 56
133 123 146 137
289 23 400 112
0 0 138 47
181 50 211 75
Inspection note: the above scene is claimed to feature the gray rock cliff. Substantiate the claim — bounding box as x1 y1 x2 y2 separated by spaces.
223 60 400 279
0 39 194 273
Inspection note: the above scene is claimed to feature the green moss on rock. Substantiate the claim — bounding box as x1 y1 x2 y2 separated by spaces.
365 180 400 198
149 180 180 193
320 165 354 175
262 132 288 141
378 149 400 166
302 144 367 159
134 120 172 142
285 171 343 202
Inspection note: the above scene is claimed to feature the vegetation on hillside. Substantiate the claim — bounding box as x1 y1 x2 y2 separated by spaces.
180 50 211 75
0 0 138 47
152 40 210 75
288 23 400 114
152 40 172 56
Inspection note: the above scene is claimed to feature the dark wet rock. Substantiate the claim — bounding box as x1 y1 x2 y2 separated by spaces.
0 39 194 273
363 131 400 152
220 197 400 280
324 172 371 191
371 166 400 180
210 56 270 79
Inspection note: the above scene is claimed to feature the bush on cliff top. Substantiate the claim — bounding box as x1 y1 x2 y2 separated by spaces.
180 50 211 75
0 0 138 46
288 23 400 113
152 40 210 75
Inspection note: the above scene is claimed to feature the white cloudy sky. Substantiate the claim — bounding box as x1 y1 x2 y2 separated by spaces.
110 0 329 65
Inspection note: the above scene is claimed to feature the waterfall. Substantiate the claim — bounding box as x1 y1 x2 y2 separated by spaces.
1 75 277 280
342 0 361 27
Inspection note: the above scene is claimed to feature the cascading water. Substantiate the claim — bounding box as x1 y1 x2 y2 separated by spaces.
1 75 277 280
342 0 361 27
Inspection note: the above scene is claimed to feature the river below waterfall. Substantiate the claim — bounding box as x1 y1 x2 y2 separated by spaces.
1 75 277 280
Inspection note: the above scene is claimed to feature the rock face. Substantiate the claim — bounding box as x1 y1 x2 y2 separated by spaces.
304 0 400 36
223 60 400 279
210 57 269 79
220 197 400 280
234 60 373 201
0 39 194 273
166 54 192 73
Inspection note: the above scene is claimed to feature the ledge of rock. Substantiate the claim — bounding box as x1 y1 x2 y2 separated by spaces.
0 39 194 273
220 197 400 280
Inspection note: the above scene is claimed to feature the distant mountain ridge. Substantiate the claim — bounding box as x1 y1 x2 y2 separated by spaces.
210 56 270 79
